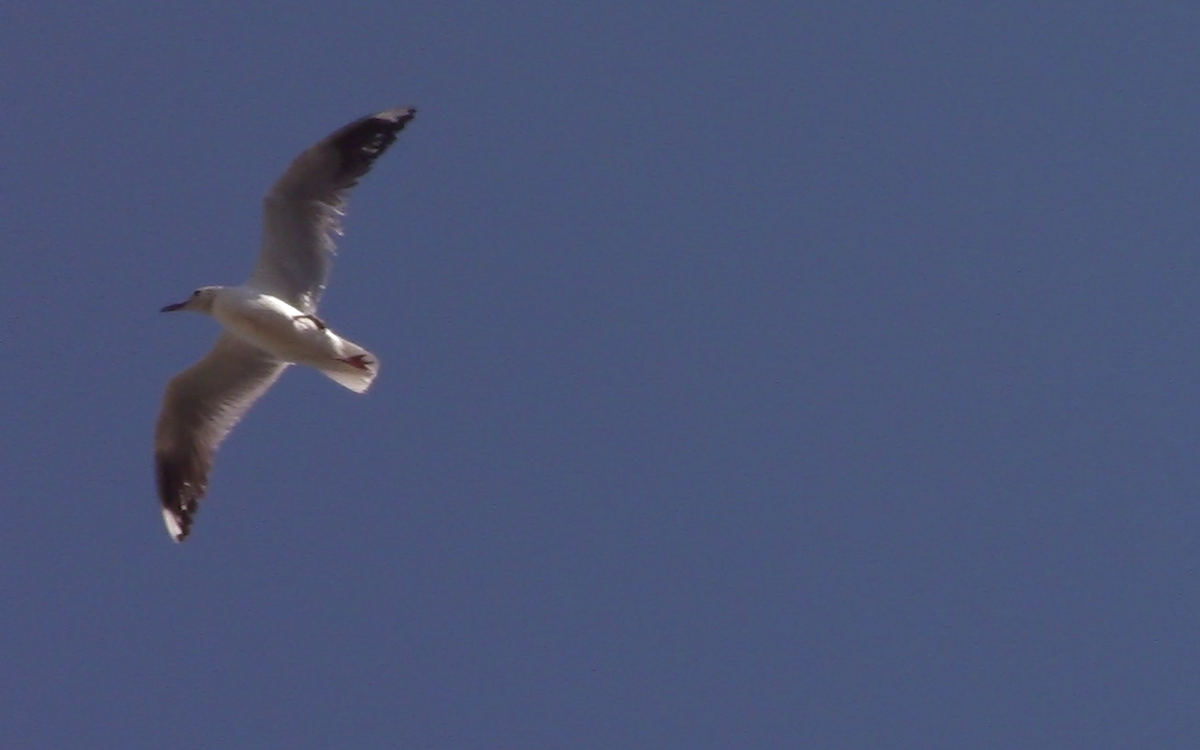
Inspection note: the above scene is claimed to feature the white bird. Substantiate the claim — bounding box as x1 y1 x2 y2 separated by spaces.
155 107 416 541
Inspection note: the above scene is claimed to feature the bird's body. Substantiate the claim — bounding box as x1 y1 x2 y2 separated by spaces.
155 106 416 541
205 285 377 392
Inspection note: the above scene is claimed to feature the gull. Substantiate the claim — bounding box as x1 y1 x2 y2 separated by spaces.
155 106 416 541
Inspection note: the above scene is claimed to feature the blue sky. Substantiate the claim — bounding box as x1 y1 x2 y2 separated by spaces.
3 2 1200 747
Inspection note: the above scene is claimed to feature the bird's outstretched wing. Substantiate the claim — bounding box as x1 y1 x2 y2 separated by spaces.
155 334 287 541
249 107 417 312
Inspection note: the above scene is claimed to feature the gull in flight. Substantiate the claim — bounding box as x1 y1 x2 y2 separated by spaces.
155 106 416 541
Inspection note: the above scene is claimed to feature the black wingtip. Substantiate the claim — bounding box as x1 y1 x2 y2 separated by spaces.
329 107 417 183
162 506 193 542
157 454 202 542
378 106 417 124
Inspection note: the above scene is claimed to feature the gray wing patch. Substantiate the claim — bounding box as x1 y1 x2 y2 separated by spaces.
251 107 417 311
155 334 287 540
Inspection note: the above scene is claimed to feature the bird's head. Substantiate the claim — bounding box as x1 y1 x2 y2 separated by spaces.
161 286 219 314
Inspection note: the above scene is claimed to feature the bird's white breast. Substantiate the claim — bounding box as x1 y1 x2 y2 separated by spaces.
212 288 335 363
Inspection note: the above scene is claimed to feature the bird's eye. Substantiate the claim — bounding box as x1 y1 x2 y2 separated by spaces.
191 290 201 297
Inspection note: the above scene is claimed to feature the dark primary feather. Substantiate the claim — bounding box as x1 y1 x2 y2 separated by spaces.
326 107 416 193
254 107 417 312
155 335 287 541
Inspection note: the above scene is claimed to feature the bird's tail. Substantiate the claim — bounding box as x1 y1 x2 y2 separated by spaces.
316 335 380 393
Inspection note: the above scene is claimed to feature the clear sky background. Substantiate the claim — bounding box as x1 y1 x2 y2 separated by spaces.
2 2 1199 748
